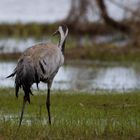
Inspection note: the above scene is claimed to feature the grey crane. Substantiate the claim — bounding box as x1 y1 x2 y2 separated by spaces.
7 25 68 127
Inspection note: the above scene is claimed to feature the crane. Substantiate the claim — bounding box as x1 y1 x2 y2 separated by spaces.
7 25 68 128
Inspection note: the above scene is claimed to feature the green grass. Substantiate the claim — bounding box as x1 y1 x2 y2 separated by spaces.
0 88 140 139
0 22 119 38
0 23 58 38
2 44 140 62
0 22 140 62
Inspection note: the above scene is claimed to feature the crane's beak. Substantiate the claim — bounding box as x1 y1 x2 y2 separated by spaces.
52 30 59 36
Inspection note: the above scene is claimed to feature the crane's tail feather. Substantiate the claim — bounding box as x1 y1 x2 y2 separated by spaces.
6 70 16 78
14 57 36 103
35 68 39 90
15 85 19 98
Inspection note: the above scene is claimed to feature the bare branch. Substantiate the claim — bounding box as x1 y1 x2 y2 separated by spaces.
96 0 130 33
107 0 140 20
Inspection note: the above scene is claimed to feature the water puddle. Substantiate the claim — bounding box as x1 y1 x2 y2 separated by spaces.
0 38 50 53
0 113 47 125
0 36 129 53
1 61 140 92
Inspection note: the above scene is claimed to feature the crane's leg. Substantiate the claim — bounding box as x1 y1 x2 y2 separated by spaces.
46 84 51 125
18 96 27 129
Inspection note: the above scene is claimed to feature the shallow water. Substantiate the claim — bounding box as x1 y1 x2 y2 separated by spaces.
0 36 128 53
1 61 140 92
0 38 47 53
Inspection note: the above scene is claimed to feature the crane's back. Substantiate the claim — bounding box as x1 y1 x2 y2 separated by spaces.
21 43 64 82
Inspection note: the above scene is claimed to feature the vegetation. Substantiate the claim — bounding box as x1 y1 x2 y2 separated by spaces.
0 1 140 139
65 45 140 62
1 43 140 62
0 88 139 140
0 22 127 38
0 23 59 38
0 0 140 63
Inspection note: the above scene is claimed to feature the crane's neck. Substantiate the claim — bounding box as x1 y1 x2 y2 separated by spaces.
61 40 66 55
58 33 66 55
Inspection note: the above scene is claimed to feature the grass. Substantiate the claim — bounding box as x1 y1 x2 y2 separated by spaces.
0 22 140 62
1 43 140 62
0 88 140 139
0 22 119 38
65 44 140 62
0 23 58 38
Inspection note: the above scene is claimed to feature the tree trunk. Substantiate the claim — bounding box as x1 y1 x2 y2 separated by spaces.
65 0 89 26
96 0 130 33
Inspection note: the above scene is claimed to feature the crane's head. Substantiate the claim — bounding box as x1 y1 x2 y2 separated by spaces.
53 25 69 54
53 25 68 39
